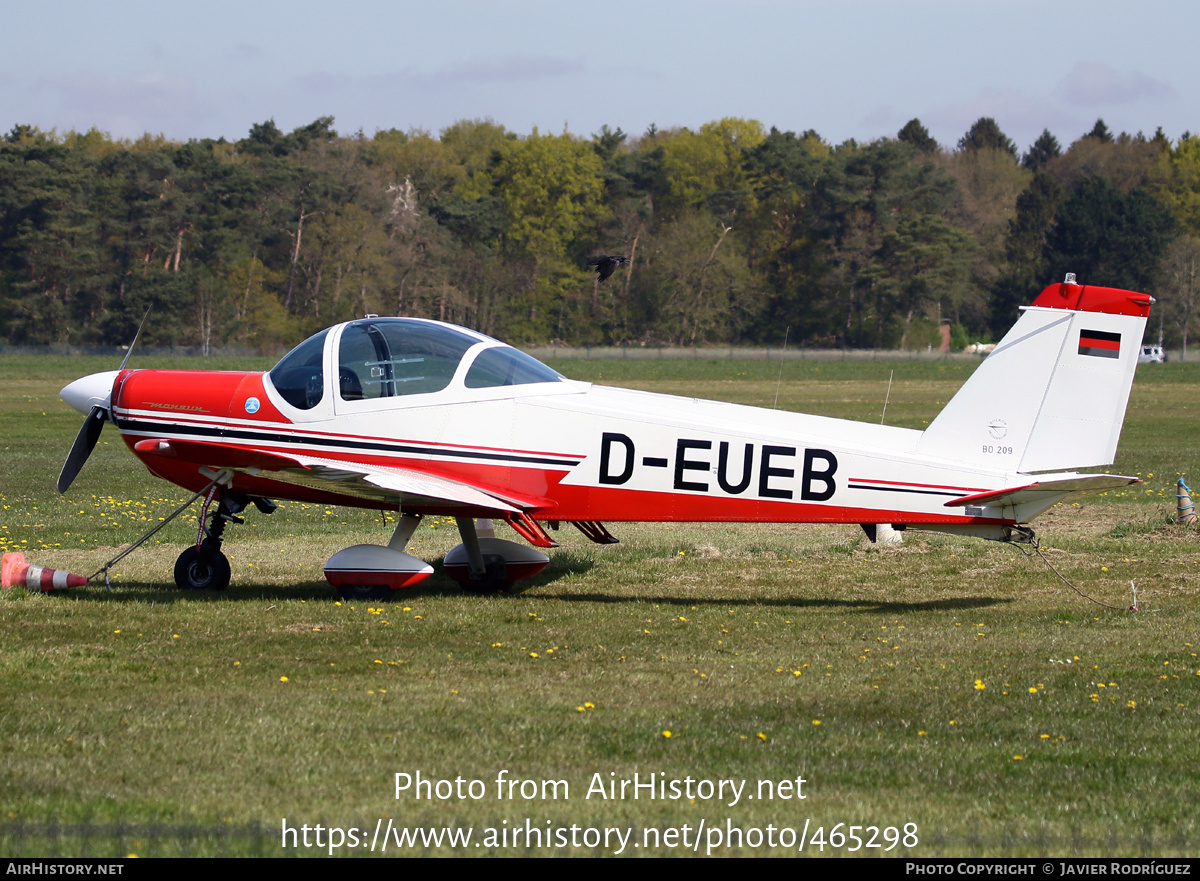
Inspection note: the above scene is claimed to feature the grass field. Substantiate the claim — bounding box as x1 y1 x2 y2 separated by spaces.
1 354 1198 857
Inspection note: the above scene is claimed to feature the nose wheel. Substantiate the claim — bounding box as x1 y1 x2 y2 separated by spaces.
173 490 272 591
174 546 231 591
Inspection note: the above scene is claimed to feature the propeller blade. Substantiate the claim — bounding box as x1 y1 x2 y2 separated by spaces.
57 311 149 493
57 405 107 494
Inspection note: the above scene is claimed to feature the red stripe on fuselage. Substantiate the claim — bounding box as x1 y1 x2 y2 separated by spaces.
128 434 1006 527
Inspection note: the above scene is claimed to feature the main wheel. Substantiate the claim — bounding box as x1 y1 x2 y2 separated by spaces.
174 547 231 591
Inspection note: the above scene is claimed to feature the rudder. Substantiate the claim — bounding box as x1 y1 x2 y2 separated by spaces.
918 278 1151 474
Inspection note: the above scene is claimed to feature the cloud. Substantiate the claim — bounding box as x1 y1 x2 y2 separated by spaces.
276 55 587 135
914 87 1067 151
439 55 585 85
53 70 192 114
1059 62 1173 106
292 54 583 96
861 104 902 131
36 70 214 136
224 42 264 61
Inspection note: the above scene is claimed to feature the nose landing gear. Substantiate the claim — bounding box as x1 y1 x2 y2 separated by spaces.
173 491 275 591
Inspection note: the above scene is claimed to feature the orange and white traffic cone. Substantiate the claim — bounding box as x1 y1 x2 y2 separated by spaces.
1 552 88 592
1177 479 1197 525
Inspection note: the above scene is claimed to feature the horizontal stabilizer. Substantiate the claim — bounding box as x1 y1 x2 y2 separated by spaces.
945 474 1140 508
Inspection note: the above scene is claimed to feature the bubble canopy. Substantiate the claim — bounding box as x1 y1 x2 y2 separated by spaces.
268 318 562 411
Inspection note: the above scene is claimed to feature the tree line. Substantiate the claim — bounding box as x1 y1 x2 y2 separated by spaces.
2 115 1198 353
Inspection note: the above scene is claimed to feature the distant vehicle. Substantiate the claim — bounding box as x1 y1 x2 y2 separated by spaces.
1138 345 1166 364
964 342 996 356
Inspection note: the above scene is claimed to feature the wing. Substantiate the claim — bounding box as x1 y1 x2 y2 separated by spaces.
133 438 538 513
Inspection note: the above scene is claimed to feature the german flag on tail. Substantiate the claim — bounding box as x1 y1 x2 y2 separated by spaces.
1078 329 1121 358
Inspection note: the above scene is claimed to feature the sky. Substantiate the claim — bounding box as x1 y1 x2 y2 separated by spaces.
2 0 1195 153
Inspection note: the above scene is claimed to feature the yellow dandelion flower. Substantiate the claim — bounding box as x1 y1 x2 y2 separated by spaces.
757 732 768 742
662 730 672 738
1127 700 1137 708
812 719 821 726
975 679 986 690
280 676 289 682
1013 755 1023 761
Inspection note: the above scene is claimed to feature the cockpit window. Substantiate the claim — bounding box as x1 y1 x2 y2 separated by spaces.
464 347 562 388
269 328 329 410
338 319 479 400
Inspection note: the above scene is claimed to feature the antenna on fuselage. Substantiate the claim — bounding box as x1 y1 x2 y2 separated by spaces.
119 305 153 371
880 369 894 425
772 326 790 409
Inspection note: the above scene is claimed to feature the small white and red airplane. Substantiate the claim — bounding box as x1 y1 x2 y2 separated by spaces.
57 275 1151 598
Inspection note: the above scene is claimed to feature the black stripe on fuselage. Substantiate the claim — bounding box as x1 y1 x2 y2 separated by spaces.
848 483 967 499
115 416 582 468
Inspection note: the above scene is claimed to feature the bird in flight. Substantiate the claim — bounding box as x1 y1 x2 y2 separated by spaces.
587 255 628 282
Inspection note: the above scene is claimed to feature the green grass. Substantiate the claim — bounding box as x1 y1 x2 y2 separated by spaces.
1 355 1198 857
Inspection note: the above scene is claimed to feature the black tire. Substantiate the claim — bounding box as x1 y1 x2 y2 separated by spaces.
336 585 394 601
174 547 231 591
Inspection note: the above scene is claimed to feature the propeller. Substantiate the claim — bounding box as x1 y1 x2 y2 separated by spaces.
56 308 151 494
58 406 108 493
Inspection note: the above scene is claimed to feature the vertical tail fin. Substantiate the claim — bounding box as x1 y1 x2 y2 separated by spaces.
918 280 1152 473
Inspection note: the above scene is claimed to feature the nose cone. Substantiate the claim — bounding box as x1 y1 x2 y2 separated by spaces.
61 371 120 415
